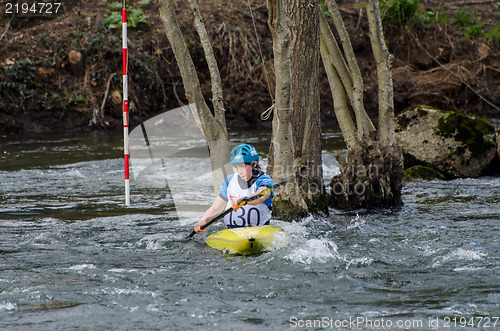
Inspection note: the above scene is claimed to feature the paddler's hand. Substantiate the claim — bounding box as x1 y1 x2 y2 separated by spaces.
194 219 207 233
231 197 248 211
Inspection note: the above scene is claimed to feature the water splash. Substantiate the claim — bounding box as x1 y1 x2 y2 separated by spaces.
67 264 98 271
285 238 341 264
0 302 16 312
432 247 488 268
347 214 366 230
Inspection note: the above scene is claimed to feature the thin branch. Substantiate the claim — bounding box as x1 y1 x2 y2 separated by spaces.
412 34 500 112
100 73 117 119
366 0 395 147
325 0 375 139
0 14 14 43
319 12 353 102
320 37 357 150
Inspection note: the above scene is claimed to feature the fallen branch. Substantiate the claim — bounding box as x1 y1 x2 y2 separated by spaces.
0 14 14 43
100 73 117 119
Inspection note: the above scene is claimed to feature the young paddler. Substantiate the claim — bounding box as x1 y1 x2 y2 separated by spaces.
194 144 275 233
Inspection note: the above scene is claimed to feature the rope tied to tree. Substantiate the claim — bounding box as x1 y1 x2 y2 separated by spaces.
260 104 294 120
260 103 275 120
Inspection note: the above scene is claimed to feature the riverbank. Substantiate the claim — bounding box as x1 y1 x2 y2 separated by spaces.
0 0 499 133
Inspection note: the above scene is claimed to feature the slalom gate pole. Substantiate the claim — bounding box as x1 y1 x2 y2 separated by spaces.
122 1 130 206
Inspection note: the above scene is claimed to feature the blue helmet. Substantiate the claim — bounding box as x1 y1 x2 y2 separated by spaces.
230 144 259 164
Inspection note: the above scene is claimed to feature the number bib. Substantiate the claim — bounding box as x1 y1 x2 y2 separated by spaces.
224 203 271 227
223 175 271 227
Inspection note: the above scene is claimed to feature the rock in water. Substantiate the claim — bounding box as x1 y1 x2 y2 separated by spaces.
395 106 496 178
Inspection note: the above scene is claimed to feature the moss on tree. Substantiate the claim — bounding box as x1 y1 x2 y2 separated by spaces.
272 199 308 221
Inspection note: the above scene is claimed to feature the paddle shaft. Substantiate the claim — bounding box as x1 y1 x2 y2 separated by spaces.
187 181 286 238
187 207 232 238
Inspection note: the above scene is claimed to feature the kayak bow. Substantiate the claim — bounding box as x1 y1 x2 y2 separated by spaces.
205 225 284 255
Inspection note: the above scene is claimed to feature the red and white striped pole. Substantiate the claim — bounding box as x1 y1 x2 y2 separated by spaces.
122 1 130 206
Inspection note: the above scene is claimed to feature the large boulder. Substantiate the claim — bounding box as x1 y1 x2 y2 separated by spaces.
395 106 496 178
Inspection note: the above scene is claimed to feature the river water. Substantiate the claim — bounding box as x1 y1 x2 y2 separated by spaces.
0 131 499 330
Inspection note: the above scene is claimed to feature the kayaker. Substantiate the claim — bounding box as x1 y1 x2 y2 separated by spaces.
194 144 274 232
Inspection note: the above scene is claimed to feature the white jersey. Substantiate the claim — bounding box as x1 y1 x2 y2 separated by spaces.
222 174 272 227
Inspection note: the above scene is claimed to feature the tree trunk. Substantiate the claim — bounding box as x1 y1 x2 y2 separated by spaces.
366 0 404 207
266 0 308 220
157 0 231 194
187 0 226 125
285 0 327 214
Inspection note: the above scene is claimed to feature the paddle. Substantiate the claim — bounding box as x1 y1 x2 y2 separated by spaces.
187 181 287 238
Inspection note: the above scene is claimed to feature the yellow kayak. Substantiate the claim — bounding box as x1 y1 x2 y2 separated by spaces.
206 225 284 255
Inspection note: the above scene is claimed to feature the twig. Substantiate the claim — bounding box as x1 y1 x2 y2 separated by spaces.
356 7 363 30
484 65 500 74
235 9 267 23
100 73 117 119
0 14 14 43
83 67 89 91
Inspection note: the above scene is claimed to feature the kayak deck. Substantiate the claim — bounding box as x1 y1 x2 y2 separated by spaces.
205 225 284 255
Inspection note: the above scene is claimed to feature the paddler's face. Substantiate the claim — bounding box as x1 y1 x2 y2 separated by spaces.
233 163 252 181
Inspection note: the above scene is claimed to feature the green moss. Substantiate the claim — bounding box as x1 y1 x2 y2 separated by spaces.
404 165 446 181
437 111 495 158
272 199 308 222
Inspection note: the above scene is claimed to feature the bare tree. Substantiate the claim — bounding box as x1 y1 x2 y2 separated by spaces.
321 0 403 209
157 0 231 193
